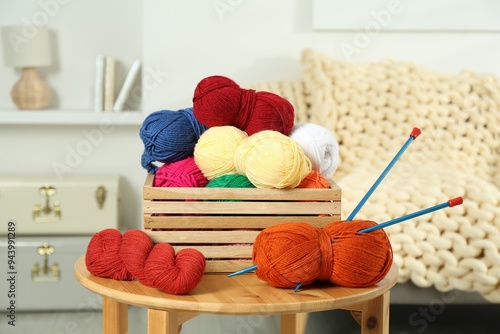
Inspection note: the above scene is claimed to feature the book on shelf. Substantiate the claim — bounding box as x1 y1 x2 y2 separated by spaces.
113 59 141 112
103 56 116 112
94 55 105 113
94 56 142 113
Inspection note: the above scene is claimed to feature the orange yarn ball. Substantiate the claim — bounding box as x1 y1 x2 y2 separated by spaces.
324 220 393 287
251 220 393 289
297 170 331 188
252 223 326 288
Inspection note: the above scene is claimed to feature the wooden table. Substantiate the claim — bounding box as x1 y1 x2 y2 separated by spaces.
74 256 398 334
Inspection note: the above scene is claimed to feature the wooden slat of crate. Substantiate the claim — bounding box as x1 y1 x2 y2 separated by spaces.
171 245 253 258
206 260 254 273
143 200 339 215
142 173 342 273
145 230 260 244
144 215 341 229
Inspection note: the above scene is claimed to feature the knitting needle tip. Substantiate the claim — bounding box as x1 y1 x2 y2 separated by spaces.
294 282 303 293
410 127 421 139
228 265 258 277
448 197 463 207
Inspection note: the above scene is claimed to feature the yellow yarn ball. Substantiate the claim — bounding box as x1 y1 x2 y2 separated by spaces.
194 126 248 180
235 130 312 189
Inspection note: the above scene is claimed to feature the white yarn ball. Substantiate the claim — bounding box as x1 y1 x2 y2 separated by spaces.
289 122 340 178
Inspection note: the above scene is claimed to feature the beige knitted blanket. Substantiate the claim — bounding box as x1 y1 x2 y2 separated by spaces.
254 49 500 302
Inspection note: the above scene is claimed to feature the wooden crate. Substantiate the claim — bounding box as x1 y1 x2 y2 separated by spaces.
143 173 341 273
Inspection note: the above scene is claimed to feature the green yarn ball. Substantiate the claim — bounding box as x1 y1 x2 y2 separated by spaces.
206 174 256 189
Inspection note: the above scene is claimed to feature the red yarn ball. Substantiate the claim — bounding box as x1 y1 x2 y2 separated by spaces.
120 230 154 284
86 229 207 295
85 229 133 281
144 243 206 295
193 75 294 136
153 156 208 187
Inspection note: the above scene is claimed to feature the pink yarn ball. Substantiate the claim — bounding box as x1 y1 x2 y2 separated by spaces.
153 157 208 187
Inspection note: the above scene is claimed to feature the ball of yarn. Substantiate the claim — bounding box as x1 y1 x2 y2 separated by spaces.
297 170 331 188
234 130 312 189
206 174 256 189
120 230 154 284
140 108 207 174
153 157 208 187
252 220 393 289
85 229 133 281
252 222 327 288
86 229 206 295
192 75 295 136
324 220 393 287
194 126 248 180
144 243 206 295
289 123 340 178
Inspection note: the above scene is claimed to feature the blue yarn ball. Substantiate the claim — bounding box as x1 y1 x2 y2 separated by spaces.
140 108 207 173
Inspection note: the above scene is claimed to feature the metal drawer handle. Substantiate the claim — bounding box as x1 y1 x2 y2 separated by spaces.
32 242 60 282
95 185 107 209
33 184 62 222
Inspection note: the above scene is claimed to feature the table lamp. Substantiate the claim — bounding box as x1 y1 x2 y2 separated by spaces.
1 25 52 110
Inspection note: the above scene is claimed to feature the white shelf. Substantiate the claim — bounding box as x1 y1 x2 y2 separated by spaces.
0 110 144 126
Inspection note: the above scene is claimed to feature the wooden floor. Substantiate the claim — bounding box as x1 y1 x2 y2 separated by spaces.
2 304 500 333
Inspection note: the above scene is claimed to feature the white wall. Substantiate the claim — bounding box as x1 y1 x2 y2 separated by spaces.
0 0 142 110
0 0 144 230
1 0 499 230
143 0 500 112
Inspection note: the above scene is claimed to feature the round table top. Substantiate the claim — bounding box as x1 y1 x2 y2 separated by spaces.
74 256 398 316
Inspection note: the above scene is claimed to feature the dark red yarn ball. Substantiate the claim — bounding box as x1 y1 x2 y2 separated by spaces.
85 229 206 295
120 229 154 284
192 75 295 136
144 243 207 295
85 229 133 281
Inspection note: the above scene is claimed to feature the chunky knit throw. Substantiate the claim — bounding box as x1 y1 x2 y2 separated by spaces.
253 49 500 302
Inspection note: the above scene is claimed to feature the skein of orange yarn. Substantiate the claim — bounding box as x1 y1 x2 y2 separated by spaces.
297 170 331 188
252 220 393 289
324 221 393 287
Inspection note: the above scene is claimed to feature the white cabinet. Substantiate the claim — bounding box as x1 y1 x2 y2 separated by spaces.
0 174 119 235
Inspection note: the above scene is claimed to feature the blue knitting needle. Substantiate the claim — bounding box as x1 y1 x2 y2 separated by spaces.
294 127 421 291
345 127 421 222
230 128 423 291
295 197 462 291
227 265 257 277
358 197 463 233
229 197 464 289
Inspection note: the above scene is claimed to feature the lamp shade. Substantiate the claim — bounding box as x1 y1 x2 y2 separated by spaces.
1 25 51 68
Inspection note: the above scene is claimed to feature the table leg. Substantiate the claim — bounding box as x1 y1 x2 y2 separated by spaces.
361 291 390 334
280 313 309 334
148 309 179 334
102 297 128 334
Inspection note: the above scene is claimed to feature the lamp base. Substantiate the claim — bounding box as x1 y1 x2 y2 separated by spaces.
11 67 52 110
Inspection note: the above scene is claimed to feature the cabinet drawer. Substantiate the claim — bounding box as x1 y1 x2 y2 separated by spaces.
0 174 119 235
0 235 99 311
